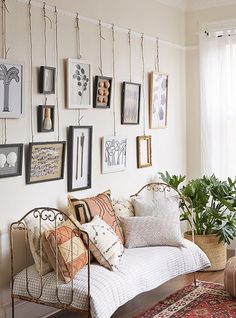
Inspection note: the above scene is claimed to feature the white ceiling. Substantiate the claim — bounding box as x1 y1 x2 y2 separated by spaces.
156 0 236 11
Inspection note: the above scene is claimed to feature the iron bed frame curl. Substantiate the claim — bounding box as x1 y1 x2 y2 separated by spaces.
10 207 91 318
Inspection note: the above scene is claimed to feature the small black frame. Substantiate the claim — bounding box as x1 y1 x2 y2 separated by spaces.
26 141 66 184
37 105 55 132
68 126 92 192
39 66 56 94
121 82 141 125
93 76 112 108
0 144 23 178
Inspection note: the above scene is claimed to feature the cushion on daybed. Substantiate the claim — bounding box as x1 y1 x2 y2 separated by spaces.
43 216 88 283
13 239 210 318
68 190 123 242
81 216 124 270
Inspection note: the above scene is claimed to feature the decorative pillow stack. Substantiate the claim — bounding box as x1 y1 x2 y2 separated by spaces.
68 190 123 243
119 195 185 248
43 216 88 283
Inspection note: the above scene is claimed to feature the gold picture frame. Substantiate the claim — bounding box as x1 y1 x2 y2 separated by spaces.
149 71 168 129
136 135 152 168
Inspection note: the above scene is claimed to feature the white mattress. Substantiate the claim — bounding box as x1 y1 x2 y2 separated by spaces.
13 239 210 318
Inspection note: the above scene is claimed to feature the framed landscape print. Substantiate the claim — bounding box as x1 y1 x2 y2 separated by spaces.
0 59 23 118
137 135 152 168
149 71 168 129
102 136 127 174
0 144 23 178
67 58 92 109
68 126 92 192
93 76 112 108
26 141 65 184
121 82 141 125
39 66 56 94
37 105 54 132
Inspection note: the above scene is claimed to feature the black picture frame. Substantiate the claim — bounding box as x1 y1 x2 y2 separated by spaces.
39 66 56 94
26 141 66 184
0 144 23 178
121 82 141 125
37 105 55 132
93 76 112 108
68 126 92 192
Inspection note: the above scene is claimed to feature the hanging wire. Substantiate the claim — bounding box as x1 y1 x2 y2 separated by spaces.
112 24 116 136
141 33 146 136
54 6 60 140
98 19 105 76
28 0 34 142
75 12 83 126
128 28 132 82
43 2 47 66
155 37 160 72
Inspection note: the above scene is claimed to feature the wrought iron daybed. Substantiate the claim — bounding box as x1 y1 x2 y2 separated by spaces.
10 183 210 318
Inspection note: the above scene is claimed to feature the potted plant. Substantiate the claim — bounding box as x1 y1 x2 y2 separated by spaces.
159 172 236 271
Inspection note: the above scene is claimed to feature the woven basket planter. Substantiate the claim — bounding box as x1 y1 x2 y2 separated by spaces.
184 231 227 271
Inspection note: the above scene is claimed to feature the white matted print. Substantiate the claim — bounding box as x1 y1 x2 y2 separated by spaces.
67 59 92 109
149 72 168 129
102 136 127 174
0 59 23 118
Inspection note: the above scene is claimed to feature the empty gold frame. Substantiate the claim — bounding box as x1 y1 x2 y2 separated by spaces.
136 135 152 168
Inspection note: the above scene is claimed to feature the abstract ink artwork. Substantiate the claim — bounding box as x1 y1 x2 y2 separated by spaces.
39 66 56 94
149 71 168 128
121 82 141 125
102 136 127 174
136 135 152 168
0 144 23 178
37 105 54 132
0 59 23 118
93 76 112 108
67 59 92 109
26 142 65 184
67 126 92 192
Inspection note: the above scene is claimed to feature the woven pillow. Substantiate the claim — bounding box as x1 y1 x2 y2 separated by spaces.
112 199 134 218
43 216 88 283
120 215 184 249
68 190 123 243
81 216 124 270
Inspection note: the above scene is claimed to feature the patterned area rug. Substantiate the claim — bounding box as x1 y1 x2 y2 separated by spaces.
134 281 236 318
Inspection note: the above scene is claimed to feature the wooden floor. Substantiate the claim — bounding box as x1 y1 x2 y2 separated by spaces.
51 251 234 318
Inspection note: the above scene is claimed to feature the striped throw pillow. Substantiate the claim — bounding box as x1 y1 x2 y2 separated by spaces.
68 190 123 243
43 216 88 283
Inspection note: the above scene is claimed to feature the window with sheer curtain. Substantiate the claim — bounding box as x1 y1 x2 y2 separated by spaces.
200 29 236 179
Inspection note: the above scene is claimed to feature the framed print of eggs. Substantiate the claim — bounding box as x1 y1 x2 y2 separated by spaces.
93 76 112 108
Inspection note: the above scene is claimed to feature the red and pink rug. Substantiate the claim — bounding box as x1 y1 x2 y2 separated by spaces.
134 281 236 318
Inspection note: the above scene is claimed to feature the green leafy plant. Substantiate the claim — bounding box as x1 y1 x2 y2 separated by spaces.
159 172 236 245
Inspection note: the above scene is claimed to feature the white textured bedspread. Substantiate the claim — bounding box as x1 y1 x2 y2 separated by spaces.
13 239 210 318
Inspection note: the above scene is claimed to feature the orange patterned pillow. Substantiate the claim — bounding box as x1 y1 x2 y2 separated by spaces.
68 190 124 243
43 216 88 283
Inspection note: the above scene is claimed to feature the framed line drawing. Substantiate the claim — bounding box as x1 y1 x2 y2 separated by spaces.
39 66 56 94
93 76 112 108
121 82 141 125
26 141 65 184
67 59 92 109
137 135 152 168
37 105 55 132
102 136 127 174
149 71 168 129
0 144 23 178
68 126 92 192
0 59 23 118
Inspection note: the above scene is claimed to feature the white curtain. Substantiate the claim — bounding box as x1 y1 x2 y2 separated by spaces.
200 31 236 179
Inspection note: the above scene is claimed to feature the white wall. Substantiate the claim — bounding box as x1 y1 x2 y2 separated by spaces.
0 0 186 316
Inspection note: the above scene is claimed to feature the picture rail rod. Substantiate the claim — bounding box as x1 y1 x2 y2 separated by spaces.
16 0 185 50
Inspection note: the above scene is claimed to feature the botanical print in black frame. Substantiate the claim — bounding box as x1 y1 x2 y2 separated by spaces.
93 76 112 108
0 144 23 178
26 141 65 184
68 126 92 192
39 66 56 94
37 105 55 132
0 59 23 118
121 82 141 125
